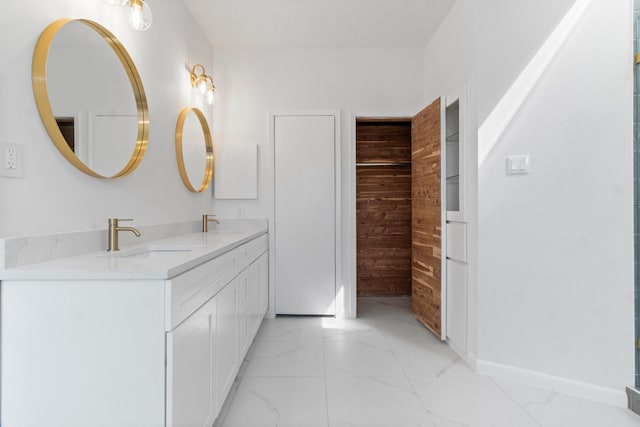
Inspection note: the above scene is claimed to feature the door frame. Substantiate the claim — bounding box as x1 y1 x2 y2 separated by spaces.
345 111 423 319
267 110 342 318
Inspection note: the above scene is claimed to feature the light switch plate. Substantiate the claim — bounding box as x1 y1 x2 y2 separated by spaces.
0 139 23 178
506 155 529 175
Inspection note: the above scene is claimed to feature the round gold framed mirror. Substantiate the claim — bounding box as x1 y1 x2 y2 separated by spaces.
175 107 214 192
32 19 149 178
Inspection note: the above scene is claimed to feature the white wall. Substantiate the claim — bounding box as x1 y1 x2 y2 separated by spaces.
0 1 214 238
475 0 578 123
211 48 425 215
423 0 634 405
211 47 426 316
423 0 475 105
475 0 634 404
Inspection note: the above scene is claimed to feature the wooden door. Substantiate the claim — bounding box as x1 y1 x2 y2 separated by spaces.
411 98 446 339
356 119 412 297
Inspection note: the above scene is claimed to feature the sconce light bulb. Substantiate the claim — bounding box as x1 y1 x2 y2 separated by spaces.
128 0 153 31
206 89 215 106
102 0 128 5
198 79 208 95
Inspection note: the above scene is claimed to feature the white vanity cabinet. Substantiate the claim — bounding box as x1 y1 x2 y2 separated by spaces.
237 237 270 362
215 275 239 414
217 235 269 414
250 252 269 339
0 231 269 427
167 296 217 427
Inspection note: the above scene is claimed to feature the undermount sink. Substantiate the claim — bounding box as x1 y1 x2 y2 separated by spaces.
207 228 243 234
103 245 200 259
122 248 193 259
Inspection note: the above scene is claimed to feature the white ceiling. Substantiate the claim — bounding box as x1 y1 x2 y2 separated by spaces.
181 0 457 49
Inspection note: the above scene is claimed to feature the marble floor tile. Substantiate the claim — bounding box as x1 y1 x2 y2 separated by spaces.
495 379 640 427
375 316 438 346
220 376 329 427
410 362 540 427
255 316 324 342
324 339 405 377
356 296 413 321
242 340 325 377
215 297 639 427
320 317 387 344
391 337 460 380
326 376 435 427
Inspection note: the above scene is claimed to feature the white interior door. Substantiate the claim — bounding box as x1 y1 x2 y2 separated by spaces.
274 114 336 315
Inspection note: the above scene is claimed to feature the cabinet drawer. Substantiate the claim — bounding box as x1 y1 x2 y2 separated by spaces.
167 249 238 330
238 234 268 271
446 222 467 263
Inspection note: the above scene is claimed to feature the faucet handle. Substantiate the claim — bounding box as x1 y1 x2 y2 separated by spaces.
109 218 133 227
109 218 133 225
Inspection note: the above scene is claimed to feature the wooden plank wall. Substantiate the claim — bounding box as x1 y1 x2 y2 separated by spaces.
356 119 412 296
411 100 442 336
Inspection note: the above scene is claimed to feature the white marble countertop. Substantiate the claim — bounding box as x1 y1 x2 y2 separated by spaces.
0 221 267 281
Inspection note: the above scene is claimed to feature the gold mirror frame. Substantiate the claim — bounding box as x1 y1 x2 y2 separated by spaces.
32 19 149 178
175 107 214 192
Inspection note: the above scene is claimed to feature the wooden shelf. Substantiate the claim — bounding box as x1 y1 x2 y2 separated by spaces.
356 161 411 167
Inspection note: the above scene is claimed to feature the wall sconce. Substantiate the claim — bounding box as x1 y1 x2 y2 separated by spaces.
190 64 216 106
103 0 153 32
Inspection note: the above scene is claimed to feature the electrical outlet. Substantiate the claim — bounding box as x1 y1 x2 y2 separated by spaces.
0 139 23 178
6 146 16 169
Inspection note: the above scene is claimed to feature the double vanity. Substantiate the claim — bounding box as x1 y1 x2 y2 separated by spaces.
0 220 268 427
1 12 267 427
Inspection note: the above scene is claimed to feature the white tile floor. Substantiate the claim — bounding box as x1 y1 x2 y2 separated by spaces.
215 297 640 427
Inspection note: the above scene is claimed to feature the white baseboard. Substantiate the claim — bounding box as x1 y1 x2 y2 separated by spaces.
446 338 475 367
476 359 627 408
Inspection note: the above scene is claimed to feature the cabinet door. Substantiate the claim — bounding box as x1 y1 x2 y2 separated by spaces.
246 252 269 342
166 297 216 427
258 252 269 316
237 270 250 359
411 97 446 340
446 259 467 352
247 259 261 341
215 278 238 414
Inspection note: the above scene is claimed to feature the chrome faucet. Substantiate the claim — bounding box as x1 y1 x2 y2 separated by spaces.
202 214 220 232
107 218 141 252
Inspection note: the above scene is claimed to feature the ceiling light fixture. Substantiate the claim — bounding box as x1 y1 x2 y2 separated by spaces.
103 0 153 32
190 64 216 106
